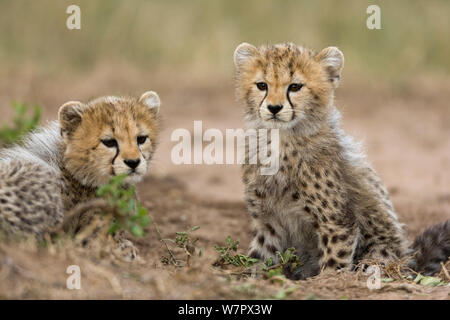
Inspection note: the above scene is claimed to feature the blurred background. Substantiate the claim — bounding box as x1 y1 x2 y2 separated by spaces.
0 0 448 229
0 0 449 79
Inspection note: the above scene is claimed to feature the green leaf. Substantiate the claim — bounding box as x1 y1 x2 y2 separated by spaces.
130 224 144 237
266 268 282 278
139 215 150 227
127 198 136 212
418 276 445 287
413 274 424 283
137 206 148 217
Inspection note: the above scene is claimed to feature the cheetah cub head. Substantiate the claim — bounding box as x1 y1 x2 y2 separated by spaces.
234 42 344 134
58 91 161 187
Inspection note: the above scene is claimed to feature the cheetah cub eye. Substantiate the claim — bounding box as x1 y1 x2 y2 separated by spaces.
137 136 148 145
256 82 268 91
101 138 118 148
288 83 303 92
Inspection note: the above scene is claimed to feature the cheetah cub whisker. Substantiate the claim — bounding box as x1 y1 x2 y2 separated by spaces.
0 91 161 261
234 42 449 279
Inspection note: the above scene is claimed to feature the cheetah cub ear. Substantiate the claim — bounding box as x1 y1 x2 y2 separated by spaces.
315 46 344 88
58 101 87 139
138 91 160 114
234 42 258 67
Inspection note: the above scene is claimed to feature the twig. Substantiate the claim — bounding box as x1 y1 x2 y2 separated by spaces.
266 263 282 271
153 221 178 266
440 262 450 281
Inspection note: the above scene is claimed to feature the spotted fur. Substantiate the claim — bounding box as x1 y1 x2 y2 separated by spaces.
235 43 448 278
0 91 161 260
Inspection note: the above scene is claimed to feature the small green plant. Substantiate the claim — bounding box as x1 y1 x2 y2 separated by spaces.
96 174 150 237
262 257 274 271
213 236 259 268
159 225 202 267
0 102 41 146
175 226 201 255
261 257 282 278
277 248 301 272
262 248 302 279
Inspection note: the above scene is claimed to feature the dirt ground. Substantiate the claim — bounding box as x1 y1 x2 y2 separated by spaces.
0 65 449 299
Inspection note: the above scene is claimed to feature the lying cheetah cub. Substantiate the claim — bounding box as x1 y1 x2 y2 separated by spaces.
0 91 161 260
234 42 449 278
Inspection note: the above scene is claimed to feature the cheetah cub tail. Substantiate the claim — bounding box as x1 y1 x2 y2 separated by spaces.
407 220 450 275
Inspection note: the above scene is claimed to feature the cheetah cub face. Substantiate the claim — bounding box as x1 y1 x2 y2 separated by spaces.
234 42 344 133
58 91 161 187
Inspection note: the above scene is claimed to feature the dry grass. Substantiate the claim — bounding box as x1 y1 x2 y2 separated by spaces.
0 173 448 300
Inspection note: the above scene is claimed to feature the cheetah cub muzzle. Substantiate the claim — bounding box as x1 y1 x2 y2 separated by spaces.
234 42 449 279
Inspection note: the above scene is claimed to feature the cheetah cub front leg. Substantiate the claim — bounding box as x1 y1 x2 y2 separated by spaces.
247 189 359 276
64 204 142 263
248 218 284 265
62 196 143 263
315 217 358 272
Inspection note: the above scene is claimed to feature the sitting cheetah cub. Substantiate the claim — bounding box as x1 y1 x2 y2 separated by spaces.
234 42 449 279
0 91 161 261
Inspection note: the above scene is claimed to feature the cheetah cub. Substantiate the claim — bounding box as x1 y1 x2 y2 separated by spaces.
0 91 161 260
234 42 449 279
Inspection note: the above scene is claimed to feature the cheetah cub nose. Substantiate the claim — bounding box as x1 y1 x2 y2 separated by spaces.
268 105 283 115
124 159 141 169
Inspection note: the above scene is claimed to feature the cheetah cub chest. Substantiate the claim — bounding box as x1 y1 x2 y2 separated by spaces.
234 42 407 279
